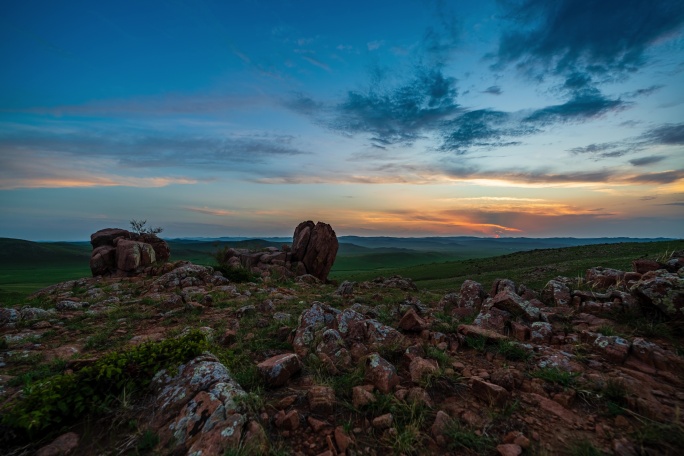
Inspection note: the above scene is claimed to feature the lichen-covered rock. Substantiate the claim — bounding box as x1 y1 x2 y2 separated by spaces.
491 290 540 322
457 280 487 309
0 308 21 326
541 279 571 307
586 267 626 289
364 353 400 393
257 353 302 387
630 270 684 319
149 354 257 455
530 322 553 344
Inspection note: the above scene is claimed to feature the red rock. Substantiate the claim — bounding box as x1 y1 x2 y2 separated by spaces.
491 290 540 321
372 413 393 429
308 385 336 415
530 322 553 344
307 416 329 432
275 409 300 430
334 426 353 453
409 356 439 384
458 324 508 342
352 386 376 407
473 307 512 332
364 353 400 393
36 432 79 456
632 259 662 274
496 443 522 456
471 378 509 407
292 221 339 282
257 353 302 387
541 279 571 306
398 308 427 331
490 278 516 296
116 239 156 273
528 392 580 424
431 410 451 444
586 267 626 289
457 280 487 309
90 228 130 248
510 322 530 341
630 270 684 318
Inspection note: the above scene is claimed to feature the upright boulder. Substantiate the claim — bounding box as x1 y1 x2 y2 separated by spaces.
291 221 338 281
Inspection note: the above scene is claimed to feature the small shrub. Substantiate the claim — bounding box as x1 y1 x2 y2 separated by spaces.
567 439 602 456
632 419 684 454
136 430 160 453
530 367 578 388
2 331 208 435
464 335 487 352
444 419 496 453
495 340 532 361
129 219 163 235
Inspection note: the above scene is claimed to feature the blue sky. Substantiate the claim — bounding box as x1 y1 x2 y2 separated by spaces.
1 0 683 240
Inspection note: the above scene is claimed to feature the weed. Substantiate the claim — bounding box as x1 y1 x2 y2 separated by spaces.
464 335 487 352
136 430 160 453
237 388 265 415
495 340 532 362
632 418 684 454
602 378 627 404
425 345 450 367
7 359 67 387
443 419 496 454
567 439 602 456
596 325 617 337
530 367 578 388
385 424 421 455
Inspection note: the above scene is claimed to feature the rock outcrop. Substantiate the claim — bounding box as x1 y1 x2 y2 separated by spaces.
89 228 170 277
218 220 339 282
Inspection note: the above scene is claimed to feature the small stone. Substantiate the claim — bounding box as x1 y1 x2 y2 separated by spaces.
334 426 353 453
496 443 522 456
36 432 79 456
308 386 336 415
372 413 393 429
471 378 509 407
257 353 302 387
352 385 376 408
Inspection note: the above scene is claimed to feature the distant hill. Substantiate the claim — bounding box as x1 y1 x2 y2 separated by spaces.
0 238 90 266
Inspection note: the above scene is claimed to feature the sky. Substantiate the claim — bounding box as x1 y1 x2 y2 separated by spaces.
1 0 683 241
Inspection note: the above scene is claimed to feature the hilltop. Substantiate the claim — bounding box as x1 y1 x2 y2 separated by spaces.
0 235 683 455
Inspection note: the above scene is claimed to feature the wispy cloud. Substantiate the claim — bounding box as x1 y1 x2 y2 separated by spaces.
483 86 502 95
629 155 666 166
301 55 332 72
184 206 238 216
494 0 684 76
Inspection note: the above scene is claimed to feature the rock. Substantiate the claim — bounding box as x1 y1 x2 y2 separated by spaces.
334 426 353 453
372 413 393 429
398 308 427 332
471 378 509 407
275 409 300 430
473 306 512 332
116 239 156 273
530 322 553 344
457 324 508 343
292 221 339 282
365 353 400 393
90 228 130 248
308 385 336 415
257 353 302 387
409 357 439 384
630 270 684 319
632 259 662 274
541 279 571 306
149 354 249 455
352 386 376 407
0 308 21 325
89 228 170 277
457 280 487 309
490 278 516 296
431 410 451 442
491 290 540 321
586 267 626 289
496 443 522 456
36 432 79 456
336 281 356 296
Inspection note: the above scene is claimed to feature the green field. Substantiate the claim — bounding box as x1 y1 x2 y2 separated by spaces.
1 236 681 305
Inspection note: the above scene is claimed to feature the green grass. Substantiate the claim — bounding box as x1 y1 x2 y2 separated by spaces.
530 367 579 388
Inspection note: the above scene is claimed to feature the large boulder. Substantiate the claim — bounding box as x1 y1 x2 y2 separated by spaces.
89 228 170 277
291 221 338 281
630 270 684 319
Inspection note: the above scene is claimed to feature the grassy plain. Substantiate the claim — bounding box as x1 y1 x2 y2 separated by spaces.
0 237 681 305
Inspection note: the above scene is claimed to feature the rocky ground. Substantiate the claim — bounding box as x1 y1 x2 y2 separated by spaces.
1 253 683 456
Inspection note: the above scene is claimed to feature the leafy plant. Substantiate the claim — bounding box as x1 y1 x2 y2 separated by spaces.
2 331 208 435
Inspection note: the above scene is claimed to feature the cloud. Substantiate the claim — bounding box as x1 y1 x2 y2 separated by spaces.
494 0 684 76
483 86 502 95
439 109 535 152
629 155 666 166
523 92 626 125
329 67 460 146
367 40 385 51
624 85 663 98
184 206 238 216
626 170 684 184
641 123 684 145
301 56 332 72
